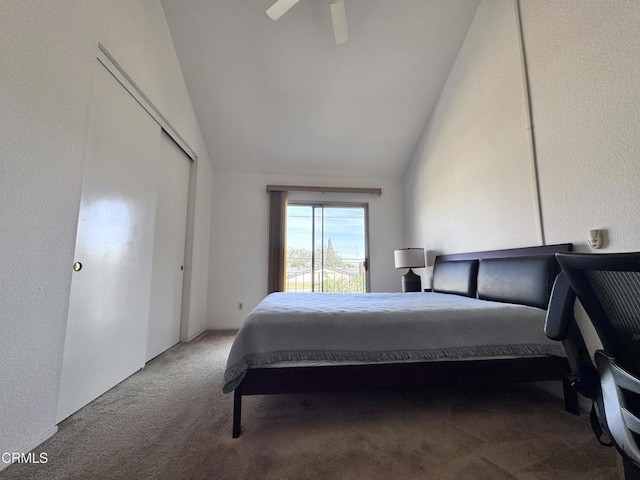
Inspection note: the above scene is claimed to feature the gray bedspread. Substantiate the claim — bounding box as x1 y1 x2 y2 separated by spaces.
223 292 565 393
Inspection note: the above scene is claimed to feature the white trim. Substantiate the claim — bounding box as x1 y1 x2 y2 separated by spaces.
0 426 58 472
188 328 207 342
180 159 198 342
514 0 545 246
97 43 197 161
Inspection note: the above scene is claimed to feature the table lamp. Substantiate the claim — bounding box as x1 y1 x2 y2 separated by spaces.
394 248 425 292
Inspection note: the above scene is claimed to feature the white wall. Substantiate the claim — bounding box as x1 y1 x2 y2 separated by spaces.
208 172 405 329
187 160 214 340
402 0 640 384
403 0 539 283
404 0 640 280
0 0 212 461
519 0 640 252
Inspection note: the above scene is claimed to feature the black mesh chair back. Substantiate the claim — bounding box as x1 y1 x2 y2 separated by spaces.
556 252 640 472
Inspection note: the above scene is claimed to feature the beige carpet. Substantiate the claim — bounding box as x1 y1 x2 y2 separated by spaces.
2 331 620 480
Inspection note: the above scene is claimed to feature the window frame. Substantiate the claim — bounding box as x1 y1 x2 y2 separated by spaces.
285 200 371 293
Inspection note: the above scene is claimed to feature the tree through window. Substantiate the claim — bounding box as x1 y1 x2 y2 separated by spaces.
285 204 369 293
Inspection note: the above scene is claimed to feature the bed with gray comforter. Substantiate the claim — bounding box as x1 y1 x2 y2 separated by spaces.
224 243 574 437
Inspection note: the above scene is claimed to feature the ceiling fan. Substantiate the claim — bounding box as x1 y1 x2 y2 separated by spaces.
266 0 349 45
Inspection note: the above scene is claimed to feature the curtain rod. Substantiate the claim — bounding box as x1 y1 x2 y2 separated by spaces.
266 185 382 196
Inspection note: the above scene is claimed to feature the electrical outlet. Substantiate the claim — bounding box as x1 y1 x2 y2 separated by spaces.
237 302 243 311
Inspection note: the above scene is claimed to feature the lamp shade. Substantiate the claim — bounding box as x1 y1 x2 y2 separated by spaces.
394 248 425 269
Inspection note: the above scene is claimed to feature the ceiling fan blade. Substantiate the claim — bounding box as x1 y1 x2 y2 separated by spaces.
266 0 301 21
329 0 348 44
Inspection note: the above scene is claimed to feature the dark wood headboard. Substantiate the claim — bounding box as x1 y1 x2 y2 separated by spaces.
433 243 574 309
435 243 573 263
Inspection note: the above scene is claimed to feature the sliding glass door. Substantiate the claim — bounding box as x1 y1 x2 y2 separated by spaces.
285 203 369 293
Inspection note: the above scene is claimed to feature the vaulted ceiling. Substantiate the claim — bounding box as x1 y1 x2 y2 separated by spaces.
161 0 480 179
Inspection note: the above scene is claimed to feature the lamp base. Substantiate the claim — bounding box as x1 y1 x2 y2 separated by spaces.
401 269 422 293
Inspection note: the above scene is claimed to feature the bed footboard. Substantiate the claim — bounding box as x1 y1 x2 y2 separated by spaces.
230 356 576 438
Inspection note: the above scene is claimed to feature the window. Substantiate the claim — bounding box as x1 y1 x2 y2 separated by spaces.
285 203 369 293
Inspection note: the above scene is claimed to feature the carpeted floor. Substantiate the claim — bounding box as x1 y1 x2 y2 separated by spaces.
2 330 620 480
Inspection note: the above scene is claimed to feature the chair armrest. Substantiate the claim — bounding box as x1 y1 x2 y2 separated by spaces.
545 272 576 341
547 272 600 399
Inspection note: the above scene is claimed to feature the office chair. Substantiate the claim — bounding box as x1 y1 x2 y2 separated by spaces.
553 252 640 479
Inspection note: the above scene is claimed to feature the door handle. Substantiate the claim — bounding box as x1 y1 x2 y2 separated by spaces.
73 262 83 272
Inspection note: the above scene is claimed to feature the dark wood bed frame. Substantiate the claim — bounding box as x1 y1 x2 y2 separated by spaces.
232 243 577 438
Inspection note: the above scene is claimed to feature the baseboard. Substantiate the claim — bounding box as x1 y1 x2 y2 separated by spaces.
188 328 207 342
0 426 58 472
206 328 240 333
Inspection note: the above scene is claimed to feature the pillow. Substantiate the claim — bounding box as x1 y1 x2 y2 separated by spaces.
477 255 558 309
432 260 479 297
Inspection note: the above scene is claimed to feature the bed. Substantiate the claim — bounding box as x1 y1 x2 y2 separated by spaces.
224 243 576 437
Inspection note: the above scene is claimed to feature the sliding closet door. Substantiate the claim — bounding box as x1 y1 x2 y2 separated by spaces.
57 61 160 422
146 131 190 362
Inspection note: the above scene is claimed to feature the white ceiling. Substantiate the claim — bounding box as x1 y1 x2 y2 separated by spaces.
160 0 480 179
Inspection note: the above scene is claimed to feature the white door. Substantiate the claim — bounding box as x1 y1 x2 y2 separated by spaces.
146 131 190 362
57 61 160 422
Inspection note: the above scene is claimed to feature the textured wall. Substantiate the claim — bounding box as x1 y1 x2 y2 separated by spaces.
403 0 640 361
520 0 640 252
403 0 539 284
0 0 213 460
404 0 640 277
208 172 405 329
